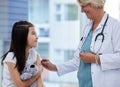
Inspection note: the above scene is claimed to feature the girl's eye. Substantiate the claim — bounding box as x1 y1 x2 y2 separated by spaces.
32 31 36 35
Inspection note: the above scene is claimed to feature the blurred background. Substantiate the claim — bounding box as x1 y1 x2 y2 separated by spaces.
0 0 120 87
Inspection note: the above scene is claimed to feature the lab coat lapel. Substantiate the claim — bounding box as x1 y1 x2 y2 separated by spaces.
83 22 93 40
80 21 93 48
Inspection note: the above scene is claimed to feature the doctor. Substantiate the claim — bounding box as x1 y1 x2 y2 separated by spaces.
41 0 120 87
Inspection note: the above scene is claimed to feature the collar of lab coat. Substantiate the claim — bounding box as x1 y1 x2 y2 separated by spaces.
92 12 109 32
83 12 109 37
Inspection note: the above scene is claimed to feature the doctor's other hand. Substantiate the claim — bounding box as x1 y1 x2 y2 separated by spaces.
41 58 57 71
79 52 95 63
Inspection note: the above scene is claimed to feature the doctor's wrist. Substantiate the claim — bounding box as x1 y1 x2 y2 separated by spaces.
94 54 100 65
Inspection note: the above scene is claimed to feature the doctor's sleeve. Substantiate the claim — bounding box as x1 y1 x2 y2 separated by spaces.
56 57 79 76
56 39 82 76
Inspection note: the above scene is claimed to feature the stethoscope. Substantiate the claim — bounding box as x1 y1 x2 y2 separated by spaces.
80 14 109 54
93 14 109 54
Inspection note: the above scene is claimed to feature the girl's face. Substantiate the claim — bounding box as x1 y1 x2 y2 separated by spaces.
27 27 38 48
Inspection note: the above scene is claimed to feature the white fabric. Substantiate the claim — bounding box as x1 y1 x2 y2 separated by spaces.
56 13 120 87
2 49 37 87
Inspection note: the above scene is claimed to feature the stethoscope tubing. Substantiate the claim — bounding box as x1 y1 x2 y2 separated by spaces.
93 14 109 54
95 14 109 42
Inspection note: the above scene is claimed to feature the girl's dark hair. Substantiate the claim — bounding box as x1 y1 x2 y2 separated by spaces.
1 20 34 73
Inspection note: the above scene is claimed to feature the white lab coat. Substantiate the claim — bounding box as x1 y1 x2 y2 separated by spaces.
56 13 120 87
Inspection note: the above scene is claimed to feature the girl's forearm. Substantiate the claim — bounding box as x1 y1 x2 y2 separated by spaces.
37 77 44 87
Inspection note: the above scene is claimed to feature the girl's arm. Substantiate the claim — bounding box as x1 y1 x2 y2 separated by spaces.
37 78 44 87
6 62 41 87
36 54 44 87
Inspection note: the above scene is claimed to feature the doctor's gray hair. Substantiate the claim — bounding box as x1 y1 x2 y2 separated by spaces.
77 0 106 8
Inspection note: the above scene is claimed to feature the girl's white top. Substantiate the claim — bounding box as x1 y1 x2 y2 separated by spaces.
2 49 37 87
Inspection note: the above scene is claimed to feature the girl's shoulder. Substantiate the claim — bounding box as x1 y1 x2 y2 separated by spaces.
3 52 16 64
33 49 42 61
28 49 41 63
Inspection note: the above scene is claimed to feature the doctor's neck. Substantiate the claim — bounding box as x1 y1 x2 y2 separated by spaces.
92 10 104 31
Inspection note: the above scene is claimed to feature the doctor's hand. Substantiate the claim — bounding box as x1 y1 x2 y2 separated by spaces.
41 58 57 71
79 52 95 63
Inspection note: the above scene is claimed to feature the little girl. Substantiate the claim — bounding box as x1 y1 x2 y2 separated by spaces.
1 21 44 87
